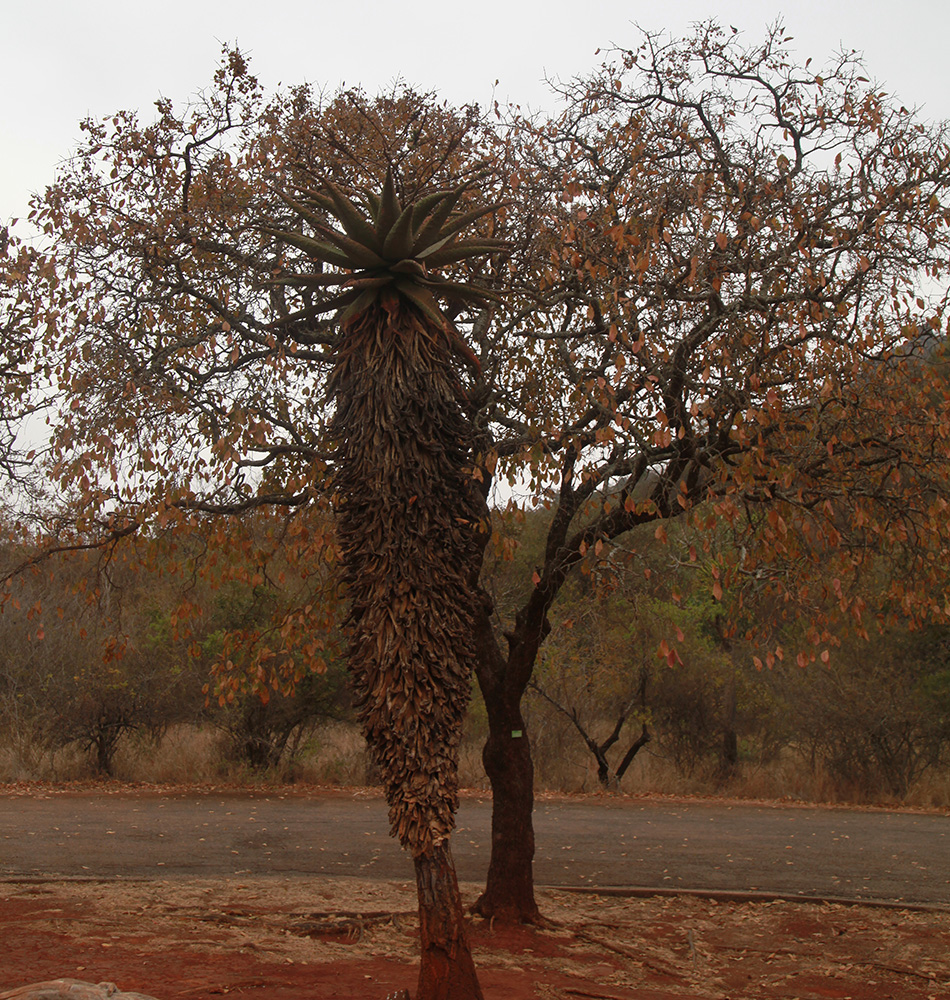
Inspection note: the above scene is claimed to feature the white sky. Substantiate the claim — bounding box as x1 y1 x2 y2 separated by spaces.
3 0 950 228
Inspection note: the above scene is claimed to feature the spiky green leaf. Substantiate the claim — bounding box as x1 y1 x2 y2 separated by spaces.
420 240 510 268
415 234 455 260
292 286 366 319
419 276 499 306
338 287 383 326
410 190 465 255
273 189 330 235
288 187 336 217
393 279 448 327
342 274 396 292
431 202 510 246
309 223 387 269
389 259 428 278
266 300 338 328
375 166 401 235
410 188 459 232
381 201 417 260
322 177 385 252
362 189 381 220
262 227 354 269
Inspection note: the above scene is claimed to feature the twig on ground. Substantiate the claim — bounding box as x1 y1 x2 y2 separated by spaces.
573 929 682 978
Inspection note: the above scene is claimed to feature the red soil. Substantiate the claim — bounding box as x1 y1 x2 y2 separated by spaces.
1 877 948 999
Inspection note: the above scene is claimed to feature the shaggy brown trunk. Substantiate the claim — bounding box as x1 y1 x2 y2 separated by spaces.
414 842 483 1000
329 292 484 997
471 607 541 924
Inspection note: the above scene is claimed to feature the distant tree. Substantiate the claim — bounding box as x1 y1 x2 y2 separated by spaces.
515 526 783 791
0 509 346 781
770 619 950 799
0 544 203 777
204 579 349 773
526 573 656 789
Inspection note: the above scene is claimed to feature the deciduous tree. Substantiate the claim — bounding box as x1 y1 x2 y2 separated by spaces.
467 20 950 922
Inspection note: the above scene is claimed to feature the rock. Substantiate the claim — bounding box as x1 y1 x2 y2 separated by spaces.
0 980 160 1000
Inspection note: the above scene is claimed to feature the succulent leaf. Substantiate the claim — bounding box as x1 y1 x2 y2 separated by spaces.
289 187 337 217
393 279 448 328
309 223 387 268
430 202 510 246
262 227 354 269
381 201 417 260
266 299 340 328
338 287 384 326
343 274 396 291
273 189 329 235
419 276 497 306
410 188 459 231
274 169 508 328
389 259 428 278
410 190 465 256
321 287 364 311
322 177 384 251
421 240 509 268
375 166 401 235
415 234 455 260
362 189 381 220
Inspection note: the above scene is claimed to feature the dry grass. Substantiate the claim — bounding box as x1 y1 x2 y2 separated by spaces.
530 738 950 809
1 718 947 809
117 726 222 784
0 742 90 783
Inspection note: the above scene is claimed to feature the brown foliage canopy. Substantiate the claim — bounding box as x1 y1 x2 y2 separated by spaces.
492 23 950 663
18 21 950 678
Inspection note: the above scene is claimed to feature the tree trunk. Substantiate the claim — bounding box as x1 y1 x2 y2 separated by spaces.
720 667 739 777
472 609 541 923
414 842 483 1000
94 723 118 777
615 723 651 781
331 293 487 992
474 708 540 923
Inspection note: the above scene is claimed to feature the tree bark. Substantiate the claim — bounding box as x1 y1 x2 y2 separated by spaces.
615 723 651 781
414 842 483 1000
471 606 541 924
474 706 540 923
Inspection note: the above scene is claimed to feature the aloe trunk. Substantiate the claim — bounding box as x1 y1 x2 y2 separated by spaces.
330 290 484 999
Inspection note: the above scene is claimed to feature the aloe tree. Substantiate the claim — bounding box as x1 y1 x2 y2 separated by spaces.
266 168 505 1000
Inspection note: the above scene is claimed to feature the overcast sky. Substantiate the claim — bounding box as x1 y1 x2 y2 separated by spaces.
4 0 949 228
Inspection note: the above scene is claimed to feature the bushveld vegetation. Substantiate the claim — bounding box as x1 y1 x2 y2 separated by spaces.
4 18 950 999
2 510 948 808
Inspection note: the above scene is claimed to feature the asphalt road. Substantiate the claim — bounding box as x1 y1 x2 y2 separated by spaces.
0 790 947 906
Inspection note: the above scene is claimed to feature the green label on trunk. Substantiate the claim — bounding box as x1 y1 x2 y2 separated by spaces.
511 730 523 738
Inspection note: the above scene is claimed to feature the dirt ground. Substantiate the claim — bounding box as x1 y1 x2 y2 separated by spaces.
1 875 948 1000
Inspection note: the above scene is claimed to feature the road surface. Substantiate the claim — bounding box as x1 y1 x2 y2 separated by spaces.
1 790 947 906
